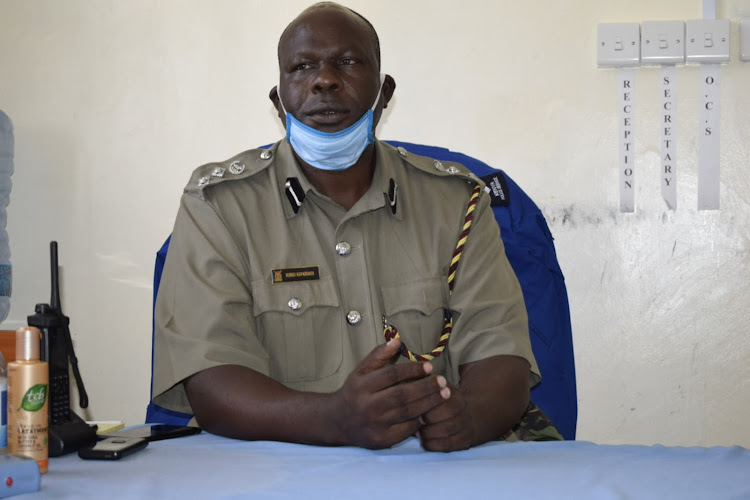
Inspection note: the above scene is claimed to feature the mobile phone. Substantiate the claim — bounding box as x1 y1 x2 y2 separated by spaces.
78 437 148 460
102 424 202 442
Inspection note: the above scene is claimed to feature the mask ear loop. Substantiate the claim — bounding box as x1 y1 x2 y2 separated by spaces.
371 73 386 112
365 74 386 143
277 87 288 116
276 88 294 142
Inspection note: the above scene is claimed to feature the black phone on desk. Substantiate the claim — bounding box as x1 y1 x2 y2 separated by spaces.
102 424 202 442
78 437 149 460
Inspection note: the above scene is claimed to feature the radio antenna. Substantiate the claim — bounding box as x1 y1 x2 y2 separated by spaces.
50 241 61 310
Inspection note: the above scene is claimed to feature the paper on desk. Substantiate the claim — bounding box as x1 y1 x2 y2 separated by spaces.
87 421 124 435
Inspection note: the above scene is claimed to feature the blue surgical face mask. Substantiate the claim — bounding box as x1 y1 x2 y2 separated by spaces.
279 74 385 171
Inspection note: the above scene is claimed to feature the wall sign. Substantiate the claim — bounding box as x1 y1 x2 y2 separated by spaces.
619 68 635 213
698 64 721 210
661 66 677 210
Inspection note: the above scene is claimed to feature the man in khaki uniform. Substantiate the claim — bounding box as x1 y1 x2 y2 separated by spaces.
153 2 542 452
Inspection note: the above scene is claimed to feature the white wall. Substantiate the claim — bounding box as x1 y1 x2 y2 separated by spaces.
1 0 748 447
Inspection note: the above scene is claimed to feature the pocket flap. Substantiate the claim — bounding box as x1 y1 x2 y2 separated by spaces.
381 276 448 316
252 276 339 317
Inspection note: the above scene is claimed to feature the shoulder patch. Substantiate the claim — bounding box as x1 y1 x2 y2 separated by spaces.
184 144 279 196
480 171 511 207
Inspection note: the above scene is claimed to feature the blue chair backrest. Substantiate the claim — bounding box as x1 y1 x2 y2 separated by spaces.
147 141 577 440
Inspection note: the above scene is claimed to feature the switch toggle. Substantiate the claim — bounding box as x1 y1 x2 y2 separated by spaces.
597 23 641 67
686 19 730 63
641 21 685 65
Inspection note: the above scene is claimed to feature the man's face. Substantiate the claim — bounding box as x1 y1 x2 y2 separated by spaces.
275 6 384 134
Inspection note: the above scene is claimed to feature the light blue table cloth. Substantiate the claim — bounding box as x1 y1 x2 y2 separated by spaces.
25 433 750 499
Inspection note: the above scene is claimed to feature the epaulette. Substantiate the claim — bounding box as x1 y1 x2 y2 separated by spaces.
184 143 280 197
383 142 484 188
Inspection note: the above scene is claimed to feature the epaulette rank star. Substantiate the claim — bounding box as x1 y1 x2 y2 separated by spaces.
186 146 277 197
391 144 482 187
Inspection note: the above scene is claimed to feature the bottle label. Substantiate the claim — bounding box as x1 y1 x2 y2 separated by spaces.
20 384 47 412
7 362 49 473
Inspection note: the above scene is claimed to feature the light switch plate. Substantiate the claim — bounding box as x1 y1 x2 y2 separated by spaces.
685 19 730 63
741 19 750 61
641 21 685 65
597 23 641 67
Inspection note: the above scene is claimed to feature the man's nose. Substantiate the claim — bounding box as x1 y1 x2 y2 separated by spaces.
312 64 340 91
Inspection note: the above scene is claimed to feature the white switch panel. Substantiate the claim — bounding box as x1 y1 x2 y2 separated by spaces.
685 19 730 63
597 23 641 67
641 21 685 65
741 19 750 61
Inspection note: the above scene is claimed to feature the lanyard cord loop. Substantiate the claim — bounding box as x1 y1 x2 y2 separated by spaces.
383 184 481 361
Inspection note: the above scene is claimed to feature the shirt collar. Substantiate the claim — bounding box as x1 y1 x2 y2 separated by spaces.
276 139 403 220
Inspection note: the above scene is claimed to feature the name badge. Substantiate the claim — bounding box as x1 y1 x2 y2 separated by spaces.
271 266 320 283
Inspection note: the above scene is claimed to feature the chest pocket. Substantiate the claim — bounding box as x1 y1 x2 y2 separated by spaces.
252 276 343 383
380 276 450 373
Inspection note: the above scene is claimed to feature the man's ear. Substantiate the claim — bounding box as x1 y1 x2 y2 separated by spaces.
382 75 396 109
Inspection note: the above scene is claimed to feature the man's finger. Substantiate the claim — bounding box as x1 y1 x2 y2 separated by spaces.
377 376 451 424
356 338 404 376
356 339 433 383
358 357 435 395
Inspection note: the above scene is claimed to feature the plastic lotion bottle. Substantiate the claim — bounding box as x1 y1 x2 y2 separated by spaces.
8 326 49 473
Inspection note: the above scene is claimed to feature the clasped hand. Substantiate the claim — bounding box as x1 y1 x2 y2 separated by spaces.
333 338 475 452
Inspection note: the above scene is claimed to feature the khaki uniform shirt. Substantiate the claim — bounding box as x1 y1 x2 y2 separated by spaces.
153 140 539 414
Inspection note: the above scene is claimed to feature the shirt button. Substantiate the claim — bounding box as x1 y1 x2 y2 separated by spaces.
335 242 352 256
346 311 362 325
288 298 302 311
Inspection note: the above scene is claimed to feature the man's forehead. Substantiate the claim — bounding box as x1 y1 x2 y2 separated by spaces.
290 3 364 31
278 4 376 59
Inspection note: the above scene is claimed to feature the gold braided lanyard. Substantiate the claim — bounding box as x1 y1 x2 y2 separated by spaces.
383 184 482 361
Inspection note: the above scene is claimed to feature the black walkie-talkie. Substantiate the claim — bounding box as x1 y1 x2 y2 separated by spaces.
27 241 97 456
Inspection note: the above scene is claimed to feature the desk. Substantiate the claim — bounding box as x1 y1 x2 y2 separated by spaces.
22 433 750 499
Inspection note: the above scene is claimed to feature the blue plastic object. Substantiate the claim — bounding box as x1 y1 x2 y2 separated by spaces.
147 141 577 439
0 453 41 498
0 111 13 323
